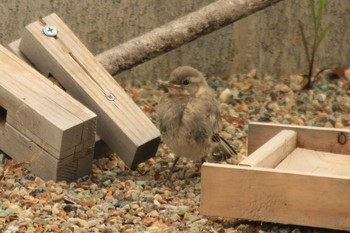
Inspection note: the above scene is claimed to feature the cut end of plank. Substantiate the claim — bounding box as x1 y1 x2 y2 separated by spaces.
130 136 161 169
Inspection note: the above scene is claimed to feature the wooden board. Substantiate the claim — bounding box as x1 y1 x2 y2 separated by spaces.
248 122 350 156
201 163 350 231
8 39 32 65
8 38 111 159
19 13 160 168
276 148 350 178
240 130 296 168
0 44 97 181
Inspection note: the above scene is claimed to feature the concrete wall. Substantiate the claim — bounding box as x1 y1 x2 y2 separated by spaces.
0 0 348 80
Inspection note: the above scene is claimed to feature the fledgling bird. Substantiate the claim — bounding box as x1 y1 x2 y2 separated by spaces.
157 66 236 178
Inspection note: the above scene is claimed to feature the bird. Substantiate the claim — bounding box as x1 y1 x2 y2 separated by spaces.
157 66 236 179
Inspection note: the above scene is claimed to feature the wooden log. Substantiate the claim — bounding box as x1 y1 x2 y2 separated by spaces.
201 163 350 231
19 14 160 169
248 122 350 155
239 129 296 168
96 0 284 76
0 44 97 181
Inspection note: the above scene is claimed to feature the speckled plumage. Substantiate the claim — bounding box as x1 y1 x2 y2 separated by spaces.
157 66 233 161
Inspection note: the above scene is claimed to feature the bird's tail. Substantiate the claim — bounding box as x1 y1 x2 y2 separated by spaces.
212 134 237 156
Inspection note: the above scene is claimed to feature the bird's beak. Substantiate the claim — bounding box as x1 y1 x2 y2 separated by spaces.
161 81 181 88
159 81 181 93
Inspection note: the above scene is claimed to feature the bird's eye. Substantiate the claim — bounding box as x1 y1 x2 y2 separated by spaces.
182 79 190 85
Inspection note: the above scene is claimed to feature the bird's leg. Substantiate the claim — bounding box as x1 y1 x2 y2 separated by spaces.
165 156 180 181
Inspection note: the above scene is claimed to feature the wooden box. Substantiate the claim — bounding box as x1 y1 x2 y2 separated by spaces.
201 122 350 231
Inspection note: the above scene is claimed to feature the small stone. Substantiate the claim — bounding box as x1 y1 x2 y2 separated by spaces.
345 69 350 80
324 121 334 128
7 204 22 214
68 218 89 228
316 93 327 102
279 83 290 92
153 199 161 207
219 88 233 103
247 68 257 78
290 74 307 91
267 102 280 112
278 227 291 233
178 205 189 216
335 121 344 128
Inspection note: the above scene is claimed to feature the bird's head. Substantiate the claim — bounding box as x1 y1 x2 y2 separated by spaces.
161 66 208 96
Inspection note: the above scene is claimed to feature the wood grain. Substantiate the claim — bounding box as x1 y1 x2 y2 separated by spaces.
201 163 350 231
8 38 111 159
276 148 350 177
0 44 97 181
248 122 350 155
240 129 296 168
19 13 160 168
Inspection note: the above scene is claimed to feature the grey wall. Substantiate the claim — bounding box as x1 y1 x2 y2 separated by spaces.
0 0 348 80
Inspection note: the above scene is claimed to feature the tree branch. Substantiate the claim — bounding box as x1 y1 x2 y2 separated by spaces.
96 0 284 76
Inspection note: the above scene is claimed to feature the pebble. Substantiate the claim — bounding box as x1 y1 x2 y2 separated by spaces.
279 83 290 92
1 70 350 232
290 74 307 91
219 88 233 102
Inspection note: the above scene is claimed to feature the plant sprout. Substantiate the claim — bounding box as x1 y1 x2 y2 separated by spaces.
299 0 329 89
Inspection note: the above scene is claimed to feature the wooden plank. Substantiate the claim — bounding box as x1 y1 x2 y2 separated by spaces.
248 122 350 156
1 122 94 181
8 38 111 159
0 44 97 158
276 148 350 177
240 130 296 168
201 163 350 231
8 39 32 65
19 13 160 168
0 44 97 181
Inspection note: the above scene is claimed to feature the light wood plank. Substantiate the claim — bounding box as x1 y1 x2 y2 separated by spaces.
201 162 350 231
19 13 160 168
1 123 93 181
248 122 350 155
8 38 111 159
8 39 32 65
0 44 97 158
276 148 350 177
0 44 97 181
240 130 296 168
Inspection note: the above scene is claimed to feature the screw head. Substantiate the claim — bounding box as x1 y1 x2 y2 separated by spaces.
106 93 115 101
338 132 347 145
42 25 58 37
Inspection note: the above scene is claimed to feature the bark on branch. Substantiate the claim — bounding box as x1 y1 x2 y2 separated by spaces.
96 0 284 76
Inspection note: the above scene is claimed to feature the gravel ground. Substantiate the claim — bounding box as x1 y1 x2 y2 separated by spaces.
0 69 349 232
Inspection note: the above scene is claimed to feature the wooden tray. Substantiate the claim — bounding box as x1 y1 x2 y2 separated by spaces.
201 122 350 231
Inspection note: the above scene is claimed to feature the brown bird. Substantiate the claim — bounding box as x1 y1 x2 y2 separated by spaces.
157 66 236 179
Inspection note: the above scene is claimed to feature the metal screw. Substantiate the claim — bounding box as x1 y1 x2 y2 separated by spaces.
338 132 347 145
42 25 58 37
106 93 115 101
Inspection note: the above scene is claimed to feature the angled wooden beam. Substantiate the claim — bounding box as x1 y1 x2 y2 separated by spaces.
8 39 111 159
19 14 160 169
0 44 97 181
